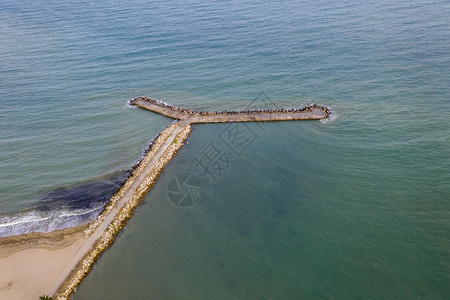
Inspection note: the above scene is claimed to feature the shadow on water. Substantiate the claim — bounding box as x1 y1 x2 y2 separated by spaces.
36 171 130 211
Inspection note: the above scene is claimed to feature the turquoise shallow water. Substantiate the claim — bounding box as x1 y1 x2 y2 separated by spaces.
73 121 449 299
0 0 449 298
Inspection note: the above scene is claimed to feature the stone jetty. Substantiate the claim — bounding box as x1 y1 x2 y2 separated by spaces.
130 96 330 123
53 121 191 299
53 97 330 299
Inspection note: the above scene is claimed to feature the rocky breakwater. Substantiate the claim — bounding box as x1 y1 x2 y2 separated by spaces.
54 122 192 299
130 96 331 120
83 123 178 238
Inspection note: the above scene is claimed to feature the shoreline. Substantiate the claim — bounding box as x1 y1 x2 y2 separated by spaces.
0 224 88 259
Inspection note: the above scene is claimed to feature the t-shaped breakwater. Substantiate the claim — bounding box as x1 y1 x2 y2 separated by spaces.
53 97 330 299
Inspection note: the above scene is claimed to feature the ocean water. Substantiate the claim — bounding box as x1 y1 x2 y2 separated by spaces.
0 0 449 298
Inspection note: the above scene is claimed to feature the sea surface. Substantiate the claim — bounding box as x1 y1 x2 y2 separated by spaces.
0 0 449 298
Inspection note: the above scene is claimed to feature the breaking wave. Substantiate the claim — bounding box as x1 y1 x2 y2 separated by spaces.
320 107 338 124
0 207 101 237
0 171 129 237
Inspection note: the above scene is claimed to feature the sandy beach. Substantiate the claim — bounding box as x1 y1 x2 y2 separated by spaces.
0 225 87 299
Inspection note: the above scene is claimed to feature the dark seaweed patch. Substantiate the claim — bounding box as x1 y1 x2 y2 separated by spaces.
37 171 130 211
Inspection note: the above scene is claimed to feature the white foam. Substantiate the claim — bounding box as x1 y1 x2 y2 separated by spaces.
0 207 102 237
123 99 137 109
0 211 51 228
320 109 338 124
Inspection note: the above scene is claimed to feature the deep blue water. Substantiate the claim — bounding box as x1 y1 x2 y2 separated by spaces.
0 0 449 298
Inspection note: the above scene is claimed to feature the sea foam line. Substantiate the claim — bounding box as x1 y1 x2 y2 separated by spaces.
0 206 101 238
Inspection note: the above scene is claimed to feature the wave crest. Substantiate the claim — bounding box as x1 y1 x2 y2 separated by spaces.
0 207 101 237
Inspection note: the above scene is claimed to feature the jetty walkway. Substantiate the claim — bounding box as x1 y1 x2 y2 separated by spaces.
53 97 330 299
131 96 330 123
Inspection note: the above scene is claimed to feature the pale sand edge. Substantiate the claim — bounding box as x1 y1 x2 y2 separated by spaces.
0 225 88 300
0 224 88 259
